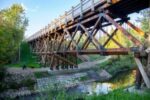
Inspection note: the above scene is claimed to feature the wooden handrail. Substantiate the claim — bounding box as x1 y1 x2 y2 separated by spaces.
27 0 106 42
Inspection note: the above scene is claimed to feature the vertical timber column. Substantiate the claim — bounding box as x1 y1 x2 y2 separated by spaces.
56 57 59 70
134 57 150 88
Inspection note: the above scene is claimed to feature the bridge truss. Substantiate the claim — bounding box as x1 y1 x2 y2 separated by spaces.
27 0 149 70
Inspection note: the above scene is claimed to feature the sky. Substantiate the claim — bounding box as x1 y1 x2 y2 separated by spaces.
0 0 141 38
0 0 80 38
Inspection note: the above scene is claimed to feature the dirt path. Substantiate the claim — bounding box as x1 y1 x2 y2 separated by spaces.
7 56 111 74
78 56 111 69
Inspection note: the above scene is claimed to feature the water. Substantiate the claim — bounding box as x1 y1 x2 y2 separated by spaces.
19 70 135 99
68 70 135 95
68 82 112 95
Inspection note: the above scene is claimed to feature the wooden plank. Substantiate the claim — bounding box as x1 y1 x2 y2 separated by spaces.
54 54 77 66
126 21 144 36
134 57 150 88
35 48 130 55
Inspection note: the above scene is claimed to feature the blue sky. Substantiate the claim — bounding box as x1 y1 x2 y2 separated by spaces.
0 0 80 37
0 0 141 38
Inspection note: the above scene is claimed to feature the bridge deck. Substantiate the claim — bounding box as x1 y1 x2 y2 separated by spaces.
27 0 149 42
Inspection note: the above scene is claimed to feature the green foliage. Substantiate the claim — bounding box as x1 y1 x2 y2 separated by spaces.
0 4 28 66
86 89 150 100
89 55 105 61
20 78 36 90
0 67 7 92
0 67 6 80
99 55 136 75
0 75 36 92
78 76 89 81
139 8 150 32
34 71 51 78
20 42 39 67
77 58 83 64
110 70 135 89
9 42 40 68
36 87 150 100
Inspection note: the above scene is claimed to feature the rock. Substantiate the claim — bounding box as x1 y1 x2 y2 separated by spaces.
87 70 100 81
98 70 112 81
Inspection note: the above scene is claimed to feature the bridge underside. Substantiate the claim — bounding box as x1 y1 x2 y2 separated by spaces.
28 0 149 70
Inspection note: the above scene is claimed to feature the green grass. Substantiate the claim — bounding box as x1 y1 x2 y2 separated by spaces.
98 55 136 75
8 61 40 68
77 58 83 64
36 88 150 100
109 70 135 89
88 55 105 61
86 89 150 100
34 71 51 78
8 42 40 68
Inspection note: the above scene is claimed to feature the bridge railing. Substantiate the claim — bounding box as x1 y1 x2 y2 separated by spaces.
27 0 107 42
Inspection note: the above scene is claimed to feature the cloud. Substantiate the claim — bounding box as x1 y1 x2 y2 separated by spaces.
21 3 39 13
21 3 28 11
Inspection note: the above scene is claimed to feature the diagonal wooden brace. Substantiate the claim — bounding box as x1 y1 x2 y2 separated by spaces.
103 13 141 46
54 54 77 66
134 57 150 88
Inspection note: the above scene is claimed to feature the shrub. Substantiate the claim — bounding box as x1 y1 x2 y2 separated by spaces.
34 71 51 78
21 78 36 90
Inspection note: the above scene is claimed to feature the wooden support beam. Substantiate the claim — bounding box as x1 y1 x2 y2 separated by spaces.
134 57 150 88
80 24 104 50
57 32 65 51
80 16 102 49
103 13 141 46
84 29 98 49
66 26 78 50
54 54 77 66
103 28 118 47
100 28 124 48
35 48 131 55
126 21 144 36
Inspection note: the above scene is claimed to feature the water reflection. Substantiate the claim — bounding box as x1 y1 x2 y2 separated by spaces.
69 70 135 95
69 82 112 95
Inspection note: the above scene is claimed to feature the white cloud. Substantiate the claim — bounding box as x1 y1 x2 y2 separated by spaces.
21 3 28 11
21 3 39 13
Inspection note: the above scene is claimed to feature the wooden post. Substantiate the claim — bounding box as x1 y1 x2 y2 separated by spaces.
134 57 150 88
80 0 83 17
91 0 94 11
65 11 68 25
71 6 74 21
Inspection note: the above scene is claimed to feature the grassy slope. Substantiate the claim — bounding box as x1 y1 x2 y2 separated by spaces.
36 88 150 100
86 89 150 100
98 55 136 75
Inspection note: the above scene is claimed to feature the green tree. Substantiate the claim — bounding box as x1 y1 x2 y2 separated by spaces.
139 8 150 32
0 4 28 66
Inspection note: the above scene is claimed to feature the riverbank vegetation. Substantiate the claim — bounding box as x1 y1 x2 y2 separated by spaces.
86 89 150 100
9 42 40 68
35 86 150 100
0 4 28 67
99 55 136 75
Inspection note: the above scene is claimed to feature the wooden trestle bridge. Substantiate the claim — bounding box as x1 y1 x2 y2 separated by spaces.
27 0 150 87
